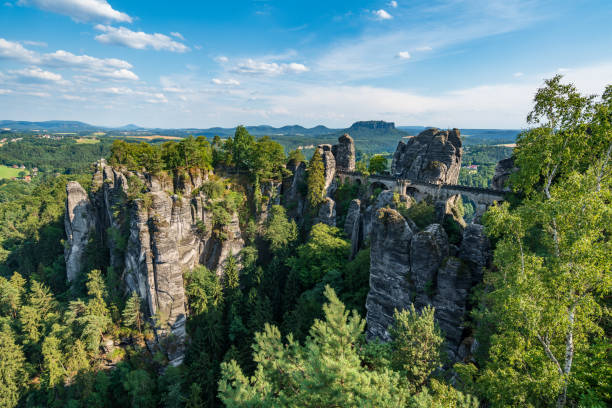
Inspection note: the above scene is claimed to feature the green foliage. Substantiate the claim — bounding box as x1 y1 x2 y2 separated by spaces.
185 266 224 315
264 205 297 252
402 200 435 230
109 136 212 174
287 148 305 165
390 305 444 392
122 292 143 333
306 149 326 208
287 223 349 287
0 136 111 174
368 154 389 174
219 286 410 407
0 323 27 408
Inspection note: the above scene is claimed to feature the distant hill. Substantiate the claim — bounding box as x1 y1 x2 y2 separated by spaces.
0 120 101 132
0 120 519 154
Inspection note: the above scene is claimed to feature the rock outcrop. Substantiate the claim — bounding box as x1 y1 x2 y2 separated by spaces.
344 199 362 259
283 160 307 221
391 128 462 184
366 207 491 361
64 181 94 282
366 208 414 342
316 197 337 227
492 156 516 191
332 133 355 171
66 160 245 365
316 144 337 197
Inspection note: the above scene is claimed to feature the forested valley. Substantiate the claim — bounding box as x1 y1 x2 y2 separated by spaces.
0 77 609 408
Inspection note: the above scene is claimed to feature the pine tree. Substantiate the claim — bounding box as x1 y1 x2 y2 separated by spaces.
390 305 444 392
306 149 326 208
122 291 143 334
0 324 27 408
219 285 411 407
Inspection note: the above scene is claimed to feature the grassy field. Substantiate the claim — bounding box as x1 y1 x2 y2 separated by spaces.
75 137 100 144
0 165 27 179
124 135 183 141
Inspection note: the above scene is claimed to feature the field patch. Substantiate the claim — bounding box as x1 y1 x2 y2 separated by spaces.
76 138 100 144
0 164 28 179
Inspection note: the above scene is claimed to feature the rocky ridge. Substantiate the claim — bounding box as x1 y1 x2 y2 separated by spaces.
64 160 245 365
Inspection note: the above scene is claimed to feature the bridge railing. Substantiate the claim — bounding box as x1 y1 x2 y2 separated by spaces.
336 169 505 196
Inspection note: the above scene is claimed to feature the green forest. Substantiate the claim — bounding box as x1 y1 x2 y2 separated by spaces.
0 76 609 408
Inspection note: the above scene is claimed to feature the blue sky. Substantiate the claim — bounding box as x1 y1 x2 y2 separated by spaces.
0 0 611 128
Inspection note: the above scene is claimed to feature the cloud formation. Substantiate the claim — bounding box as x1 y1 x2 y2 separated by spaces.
389 1 398 8
232 59 309 75
374 9 393 20
212 78 240 85
94 25 189 52
18 0 132 23
396 51 410 59
0 38 138 80
10 66 64 83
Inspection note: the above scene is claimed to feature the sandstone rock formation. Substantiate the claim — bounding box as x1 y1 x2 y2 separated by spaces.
64 181 94 282
282 160 307 221
365 208 414 342
343 199 362 259
391 128 462 184
316 197 337 226
366 207 491 361
332 133 355 171
316 144 337 197
66 160 245 365
492 156 516 191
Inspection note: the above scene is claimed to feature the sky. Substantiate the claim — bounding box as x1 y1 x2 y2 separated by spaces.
0 0 611 129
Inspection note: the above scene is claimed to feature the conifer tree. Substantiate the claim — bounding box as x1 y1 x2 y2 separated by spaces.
306 149 326 208
122 291 143 334
0 324 27 408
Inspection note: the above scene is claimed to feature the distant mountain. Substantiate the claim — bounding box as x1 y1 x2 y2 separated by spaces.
0 120 101 132
115 124 143 131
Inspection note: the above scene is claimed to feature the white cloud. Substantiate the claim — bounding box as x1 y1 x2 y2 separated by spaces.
232 59 309 75
388 1 398 8
396 51 411 59
513 72 524 77
0 39 138 80
18 0 132 23
10 66 64 82
0 89 13 95
373 9 393 20
170 32 184 40
415 46 432 51
215 55 229 63
212 78 240 86
42 50 138 80
94 25 189 52
0 38 38 62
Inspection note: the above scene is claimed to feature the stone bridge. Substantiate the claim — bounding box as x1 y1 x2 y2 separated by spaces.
336 170 506 221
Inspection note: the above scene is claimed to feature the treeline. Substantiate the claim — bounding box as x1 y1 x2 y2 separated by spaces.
0 137 111 173
109 126 288 182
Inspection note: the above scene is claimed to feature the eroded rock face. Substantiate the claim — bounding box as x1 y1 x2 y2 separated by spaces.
366 208 414 341
344 199 362 259
64 181 94 282
492 156 516 191
366 208 491 361
391 128 462 184
283 161 307 221
317 145 337 197
316 197 336 227
67 160 245 365
332 133 356 172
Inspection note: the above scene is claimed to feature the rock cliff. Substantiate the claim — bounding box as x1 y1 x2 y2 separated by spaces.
391 128 462 184
366 207 490 361
64 181 95 282
492 156 516 191
332 133 356 171
65 160 245 365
